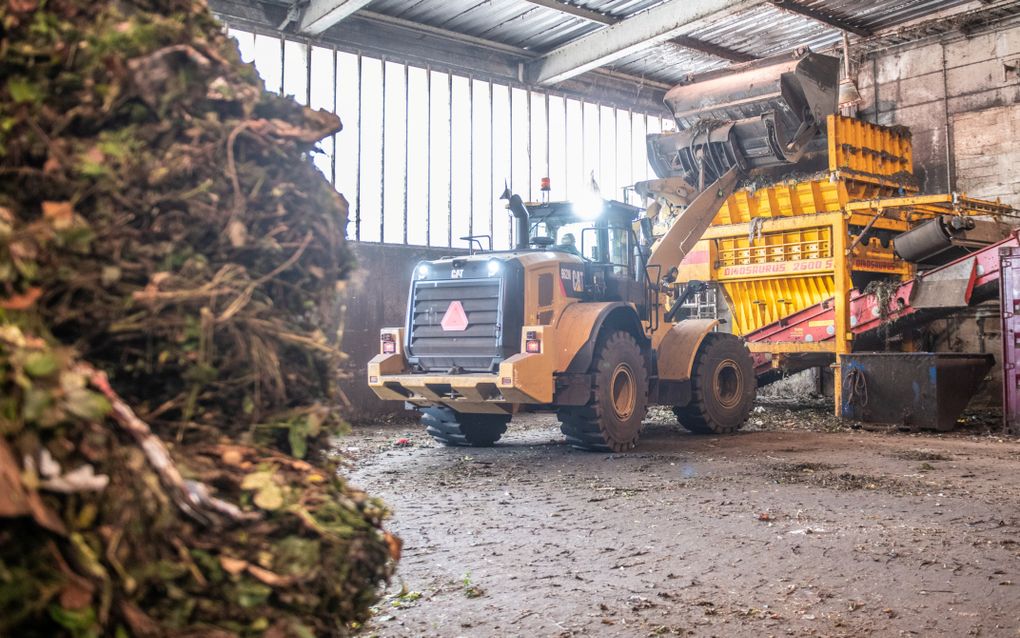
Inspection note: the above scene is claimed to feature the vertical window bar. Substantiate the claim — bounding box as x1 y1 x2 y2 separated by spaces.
426 66 432 247
331 47 338 188
562 95 569 200
626 108 634 203
447 72 453 248
597 103 602 192
526 88 532 201
355 53 363 241
488 81 494 244
544 93 551 190
305 43 312 107
613 107 619 200
468 75 474 239
580 101 586 192
380 57 387 243
507 82 513 246
278 34 285 94
403 63 409 245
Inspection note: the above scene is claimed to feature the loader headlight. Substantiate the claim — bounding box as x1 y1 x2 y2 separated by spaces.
417 264 430 279
486 260 503 276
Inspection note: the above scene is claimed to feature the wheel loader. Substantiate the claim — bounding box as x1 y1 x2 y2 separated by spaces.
368 50 841 451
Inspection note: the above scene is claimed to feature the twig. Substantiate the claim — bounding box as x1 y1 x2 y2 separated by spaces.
225 121 252 218
218 231 313 322
82 364 261 527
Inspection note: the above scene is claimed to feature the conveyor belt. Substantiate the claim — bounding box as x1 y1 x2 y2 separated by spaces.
748 231 1020 378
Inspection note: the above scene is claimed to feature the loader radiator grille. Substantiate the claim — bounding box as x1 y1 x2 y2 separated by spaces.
407 278 506 373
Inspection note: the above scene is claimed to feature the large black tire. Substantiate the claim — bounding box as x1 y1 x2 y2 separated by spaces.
421 406 510 446
559 331 649 452
673 333 755 434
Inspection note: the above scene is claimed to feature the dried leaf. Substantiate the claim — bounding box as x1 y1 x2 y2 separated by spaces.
227 219 248 248
247 564 292 587
42 201 74 230
1 287 42 310
219 556 248 576
253 483 284 511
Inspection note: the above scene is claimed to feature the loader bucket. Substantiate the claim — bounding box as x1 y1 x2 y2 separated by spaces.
648 51 840 183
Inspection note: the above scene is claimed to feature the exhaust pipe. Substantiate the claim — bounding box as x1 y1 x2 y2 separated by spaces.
500 186 531 250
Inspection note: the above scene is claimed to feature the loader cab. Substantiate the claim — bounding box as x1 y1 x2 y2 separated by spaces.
526 198 650 315
526 199 643 277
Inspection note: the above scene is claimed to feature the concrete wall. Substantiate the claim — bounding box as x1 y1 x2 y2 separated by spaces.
339 242 467 422
855 18 1020 205
854 18 1019 408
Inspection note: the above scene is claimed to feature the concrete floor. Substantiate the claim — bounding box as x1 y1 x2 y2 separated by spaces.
344 405 1020 637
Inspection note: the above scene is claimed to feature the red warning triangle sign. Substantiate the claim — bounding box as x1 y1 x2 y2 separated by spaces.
441 300 469 331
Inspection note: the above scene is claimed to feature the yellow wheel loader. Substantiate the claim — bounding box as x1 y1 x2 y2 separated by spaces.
369 51 840 451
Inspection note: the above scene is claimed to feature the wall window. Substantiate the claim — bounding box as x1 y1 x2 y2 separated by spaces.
227 28 667 248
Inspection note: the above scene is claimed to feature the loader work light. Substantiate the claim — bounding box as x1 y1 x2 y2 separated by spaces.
573 191 604 220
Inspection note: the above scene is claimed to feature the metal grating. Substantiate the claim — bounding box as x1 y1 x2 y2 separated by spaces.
408 278 507 372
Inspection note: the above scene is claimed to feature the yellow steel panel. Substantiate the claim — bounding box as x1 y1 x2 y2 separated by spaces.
827 115 915 192
721 273 836 336
710 178 846 226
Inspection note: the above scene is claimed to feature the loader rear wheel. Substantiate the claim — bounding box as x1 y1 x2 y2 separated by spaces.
421 406 509 447
673 333 755 434
559 331 648 452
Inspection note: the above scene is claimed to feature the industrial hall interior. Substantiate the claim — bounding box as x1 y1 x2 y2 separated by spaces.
3 0 1020 636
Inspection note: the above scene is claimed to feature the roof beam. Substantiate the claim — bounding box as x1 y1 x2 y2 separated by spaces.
522 0 616 25
768 0 872 37
523 0 756 63
298 0 375 35
529 0 754 83
670 34 757 63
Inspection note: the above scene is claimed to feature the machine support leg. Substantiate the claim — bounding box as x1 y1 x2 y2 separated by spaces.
833 216 851 417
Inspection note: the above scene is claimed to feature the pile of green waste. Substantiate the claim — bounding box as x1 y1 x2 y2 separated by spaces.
0 0 396 635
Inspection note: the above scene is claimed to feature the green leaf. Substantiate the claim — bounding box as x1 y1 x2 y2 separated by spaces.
24 351 58 378
7 78 42 104
305 411 323 437
48 604 98 637
21 387 52 423
64 389 111 421
235 581 272 609
288 423 308 459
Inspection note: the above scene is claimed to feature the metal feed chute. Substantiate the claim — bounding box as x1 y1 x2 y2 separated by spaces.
648 51 840 187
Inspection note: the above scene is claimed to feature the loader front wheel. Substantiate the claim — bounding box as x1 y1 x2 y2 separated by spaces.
559 331 648 452
421 406 509 446
673 333 755 434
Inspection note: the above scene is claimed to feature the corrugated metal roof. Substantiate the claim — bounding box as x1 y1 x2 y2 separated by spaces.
361 0 1000 83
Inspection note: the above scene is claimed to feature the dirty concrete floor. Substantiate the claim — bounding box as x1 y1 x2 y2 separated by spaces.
344 404 1020 637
